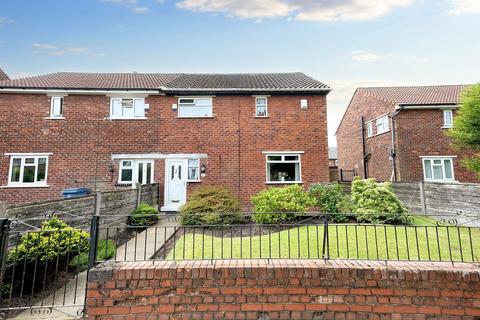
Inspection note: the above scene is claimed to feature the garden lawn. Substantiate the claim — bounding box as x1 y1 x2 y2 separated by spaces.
167 223 480 262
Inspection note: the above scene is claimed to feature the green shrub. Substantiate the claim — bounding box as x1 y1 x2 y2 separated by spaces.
7 218 90 264
180 186 244 225
351 177 408 224
251 185 316 224
309 183 351 222
69 239 116 271
129 203 159 226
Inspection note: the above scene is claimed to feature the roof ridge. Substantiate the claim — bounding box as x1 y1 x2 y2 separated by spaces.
358 84 468 90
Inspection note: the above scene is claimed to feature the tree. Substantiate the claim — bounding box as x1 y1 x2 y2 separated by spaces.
447 83 480 178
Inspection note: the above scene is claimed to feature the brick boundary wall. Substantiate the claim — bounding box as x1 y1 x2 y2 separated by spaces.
86 260 480 320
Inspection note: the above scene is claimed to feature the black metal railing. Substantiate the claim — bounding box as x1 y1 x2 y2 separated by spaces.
1 211 479 317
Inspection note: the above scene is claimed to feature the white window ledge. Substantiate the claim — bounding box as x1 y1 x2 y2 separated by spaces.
177 116 214 119
441 126 453 129
255 116 269 118
368 130 391 138
106 117 148 120
423 179 458 184
266 181 303 185
187 180 202 183
2 184 50 188
45 117 65 120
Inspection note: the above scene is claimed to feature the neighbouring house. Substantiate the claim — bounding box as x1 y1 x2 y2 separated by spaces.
336 85 478 184
0 71 331 209
328 147 339 182
0 68 9 81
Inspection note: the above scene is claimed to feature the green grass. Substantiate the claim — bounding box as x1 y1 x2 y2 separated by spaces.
69 239 116 271
167 223 480 262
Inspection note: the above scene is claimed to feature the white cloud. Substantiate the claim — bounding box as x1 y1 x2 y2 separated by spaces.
32 43 58 50
0 16 13 25
448 0 480 15
351 51 396 62
132 6 150 13
32 43 89 56
176 0 416 21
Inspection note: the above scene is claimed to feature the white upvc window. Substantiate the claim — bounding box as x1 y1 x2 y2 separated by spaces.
422 157 455 182
255 97 268 117
443 110 453 128
376 115 389 134
178 97 213 118
187 159 200 181
110 98 146 119
118 159 153 185
7 154 50 187
50 97 64 118
366 121 373 137
265 152 302 183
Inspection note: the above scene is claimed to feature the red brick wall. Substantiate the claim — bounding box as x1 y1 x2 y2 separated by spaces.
86 260 480 320
0 93 329 205
396 109 478 183
336 90 396 181
336 91 478 183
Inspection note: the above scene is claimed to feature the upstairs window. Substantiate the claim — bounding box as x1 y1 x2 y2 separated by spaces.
178 97 212 118
110 98 145 119
366 121 373 137
422 157 455 182
50 97 64 118
265 153 302 183
376 115 389 134
255 97 268 117
443 110 453 128
8 154 50 186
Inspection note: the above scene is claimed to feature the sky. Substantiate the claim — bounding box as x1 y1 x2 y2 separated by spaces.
0 0 479 146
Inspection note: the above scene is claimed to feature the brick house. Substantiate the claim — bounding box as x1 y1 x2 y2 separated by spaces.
0 71 330 208
336 85 478 183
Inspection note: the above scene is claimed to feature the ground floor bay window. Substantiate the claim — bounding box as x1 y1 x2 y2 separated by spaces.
118 159 153 185
264 152 303 183
421 156 456 182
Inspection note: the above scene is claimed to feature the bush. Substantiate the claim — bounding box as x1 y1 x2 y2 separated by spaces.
69 239 116 271
129 203 159 226
251 185 316 224
7 218 90 264
180 186 244 225
351 177 408 224
309 183 351 222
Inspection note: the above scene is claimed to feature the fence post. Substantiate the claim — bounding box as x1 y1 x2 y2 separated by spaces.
0 219 10 295
87 215 100 271
321 216 330 260
340 169 344 181
136 183 142 208
419 181 427 215
95 191 102 216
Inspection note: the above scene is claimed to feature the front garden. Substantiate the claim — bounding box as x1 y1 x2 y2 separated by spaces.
167 178 480 262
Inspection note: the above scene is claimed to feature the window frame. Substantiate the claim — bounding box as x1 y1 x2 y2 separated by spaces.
255 96 268 117
118 159 154 185
7 153 51 187
375 115 389 135
421 156 456 182
366 121 373 137
264 152 303 184
177 97 213 118
50 96 64 118
187 158 201 182
443 110 453 128
109 97 146 120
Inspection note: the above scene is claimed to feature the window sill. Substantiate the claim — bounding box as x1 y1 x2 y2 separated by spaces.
441 126 453 129
255 116 269 118
1 184 50 188
107 117 147 120
187 180 202 183
177 116 214 119
368 130 390 138
265 181 303 185
423 179 458 184
45 116 65 120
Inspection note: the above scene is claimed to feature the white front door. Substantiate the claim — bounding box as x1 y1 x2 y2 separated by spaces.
163 159 187 211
